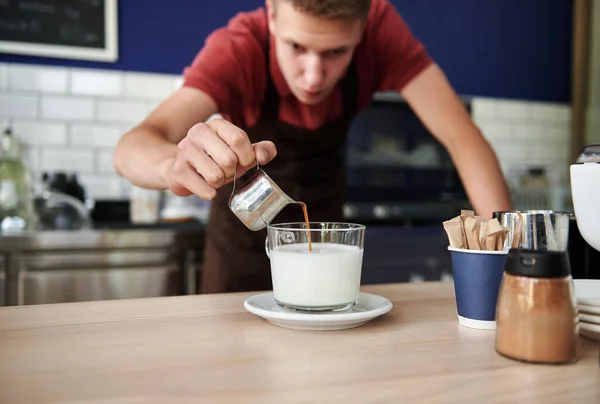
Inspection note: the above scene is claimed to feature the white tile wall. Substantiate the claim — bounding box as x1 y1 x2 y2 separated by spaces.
78 174 125 199
8 64 68 93
0 62 573 201
96 100 147 123
530 103 571 122
12 121 67 146
70 124 122 147
22 147 41 172
41 149 95 172
494 99 531 120
97 150 115 174
41 96 94 120
0 93 38 118
124 72 176 99
471 97 572 186
0 62 185 200
71 70 123 97
0 64 7 91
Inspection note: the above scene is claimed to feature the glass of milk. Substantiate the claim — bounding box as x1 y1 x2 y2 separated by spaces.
265 222 366 312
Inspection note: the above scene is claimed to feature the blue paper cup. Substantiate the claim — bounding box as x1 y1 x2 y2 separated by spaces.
448 247 508 330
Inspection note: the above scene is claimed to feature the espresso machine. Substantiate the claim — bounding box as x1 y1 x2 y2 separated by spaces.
570 145 600 278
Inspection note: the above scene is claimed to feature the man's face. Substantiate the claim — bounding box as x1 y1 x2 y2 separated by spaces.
266 0 364 105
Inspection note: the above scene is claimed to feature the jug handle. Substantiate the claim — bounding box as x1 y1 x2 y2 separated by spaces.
230 160 261 198
265 236 271 259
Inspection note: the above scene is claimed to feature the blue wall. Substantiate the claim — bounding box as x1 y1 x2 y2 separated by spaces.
0 0 573 102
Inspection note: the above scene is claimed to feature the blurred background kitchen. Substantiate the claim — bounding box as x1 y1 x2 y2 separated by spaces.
0 0 598 306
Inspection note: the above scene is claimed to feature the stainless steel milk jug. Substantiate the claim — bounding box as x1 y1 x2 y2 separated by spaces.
228 163 294 231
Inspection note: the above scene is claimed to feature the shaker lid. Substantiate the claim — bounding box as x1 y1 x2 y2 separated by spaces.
505 248 571 278
575 144 600 164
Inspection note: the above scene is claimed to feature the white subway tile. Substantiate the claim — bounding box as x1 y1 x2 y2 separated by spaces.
531 144 557 162
0 93 37 118
0 64 8 91
512 154 533 166
546 126 570 142
494 100 531 120
12 121 68 146
552 144 569 161
173 76 184 90
550 135 570 155
41 149 95 172
515 144 532 161
71 124 123 147
71 70 123 97
490 143 513 162
479 121 512 142
472 116 492 131
124 72 175 99
41 96 94 120
512 124 544 143
531 154 557 167
471 98 496 118
22 147 40 171
560 152 573 167
97 150 115 174
531 103 571 123
495 141 530 163
79 174 124 199
8 64 68 93
498 156 522 172
120 177 133 197
97 100 147 123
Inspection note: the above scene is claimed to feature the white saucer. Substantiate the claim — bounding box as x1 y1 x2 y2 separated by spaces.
244 292 393 331
579 304 600 315
580 313 600 325
573 279 600 306
580 321 600 333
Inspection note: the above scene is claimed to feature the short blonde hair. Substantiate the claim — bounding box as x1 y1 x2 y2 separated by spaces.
273 0 372 20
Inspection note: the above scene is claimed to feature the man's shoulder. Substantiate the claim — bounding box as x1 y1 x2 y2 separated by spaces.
367 0 394 22
358 0 417 55
212 7 269 54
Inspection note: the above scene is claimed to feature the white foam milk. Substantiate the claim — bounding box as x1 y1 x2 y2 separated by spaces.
270 242 363 307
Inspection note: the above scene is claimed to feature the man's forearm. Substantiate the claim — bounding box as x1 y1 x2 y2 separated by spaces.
448 133 513 218
400 65 513 218
113 125 177 190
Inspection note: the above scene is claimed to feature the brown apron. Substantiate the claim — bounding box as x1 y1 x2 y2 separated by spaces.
201 39 359 294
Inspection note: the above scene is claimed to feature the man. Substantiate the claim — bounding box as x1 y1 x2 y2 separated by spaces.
113 0 512 294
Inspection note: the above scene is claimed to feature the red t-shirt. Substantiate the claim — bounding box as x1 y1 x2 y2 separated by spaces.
183 0 432 130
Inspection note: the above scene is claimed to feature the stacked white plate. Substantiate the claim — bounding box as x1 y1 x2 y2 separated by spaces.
574 279 600 342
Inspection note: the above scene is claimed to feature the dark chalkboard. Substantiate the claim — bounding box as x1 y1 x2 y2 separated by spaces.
0 0 118 61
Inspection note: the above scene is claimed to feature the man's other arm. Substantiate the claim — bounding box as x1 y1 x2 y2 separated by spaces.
401 64 513 218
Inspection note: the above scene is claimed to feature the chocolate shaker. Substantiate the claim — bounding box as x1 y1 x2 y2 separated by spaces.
495 248 578 364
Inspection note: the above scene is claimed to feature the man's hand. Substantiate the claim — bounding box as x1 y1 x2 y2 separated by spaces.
159 118 277 199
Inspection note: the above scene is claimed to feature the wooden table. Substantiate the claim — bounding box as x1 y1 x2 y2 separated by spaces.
1 282 598 403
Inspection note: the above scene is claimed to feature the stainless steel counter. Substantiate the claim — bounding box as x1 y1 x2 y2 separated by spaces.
0 229 205 306
0 230 182 253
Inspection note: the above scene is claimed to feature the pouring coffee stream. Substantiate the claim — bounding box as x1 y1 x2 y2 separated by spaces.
296 201 313 252
228 161 313 252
